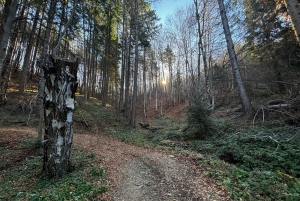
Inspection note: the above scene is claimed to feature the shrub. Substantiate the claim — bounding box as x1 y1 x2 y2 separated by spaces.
22 138 42 149
187 93 215 139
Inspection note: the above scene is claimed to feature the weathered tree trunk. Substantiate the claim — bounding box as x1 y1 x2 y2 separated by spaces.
41 55 78 179
217 0 251 115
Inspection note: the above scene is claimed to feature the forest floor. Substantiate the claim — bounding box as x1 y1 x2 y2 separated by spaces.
96 98 230 200
0 94 231 200
0 125 230 201
1 92 299 200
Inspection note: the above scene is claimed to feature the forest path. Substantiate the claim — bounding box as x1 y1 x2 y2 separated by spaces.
74 133 231 201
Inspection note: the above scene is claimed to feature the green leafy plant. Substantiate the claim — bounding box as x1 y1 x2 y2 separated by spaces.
194 122 300 200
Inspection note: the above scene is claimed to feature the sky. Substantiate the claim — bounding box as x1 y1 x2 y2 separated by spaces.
152 0 191 24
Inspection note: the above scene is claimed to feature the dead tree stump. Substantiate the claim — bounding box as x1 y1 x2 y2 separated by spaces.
39 55 78 179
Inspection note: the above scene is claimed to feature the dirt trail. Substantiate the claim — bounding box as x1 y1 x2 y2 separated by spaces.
74 133 231 201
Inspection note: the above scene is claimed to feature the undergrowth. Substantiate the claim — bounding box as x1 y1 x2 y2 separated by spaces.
111 108 300 200
72 95 300 200
190 120 300 200
111 126 153 147
3 92 297 200
0 146 107 201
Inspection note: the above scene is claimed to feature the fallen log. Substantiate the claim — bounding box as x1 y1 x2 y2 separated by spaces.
147 126 164 131
139 122 164 131
267 104 290 109
139 122 149 129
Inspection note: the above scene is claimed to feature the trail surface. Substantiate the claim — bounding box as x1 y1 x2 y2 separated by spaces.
74 133 231 201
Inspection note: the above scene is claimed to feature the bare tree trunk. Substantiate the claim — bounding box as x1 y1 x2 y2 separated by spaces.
53 0 77 56
160 99 163 116
148 59 152 107
2 0 29 87
11 44 21 73
124 30 131 118
83 5 88 101
169 61 174 107
90 30 96 97
217 0 251 115
101 9 112 107
37 0 58 140
1 28 18 100
0 0 17 77
284 0 300 45
143 47 147 117
130 0 139 128
119 0 127 110
194 0 201 93
155 62 158 111
87 30 92 100
0 0 11 31
194 0 211 104
41 55 78 179
30 11 44 80
182 39 189 98
19 5 41 93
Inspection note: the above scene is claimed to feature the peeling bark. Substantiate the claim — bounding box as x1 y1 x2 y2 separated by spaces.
40 55 78 179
